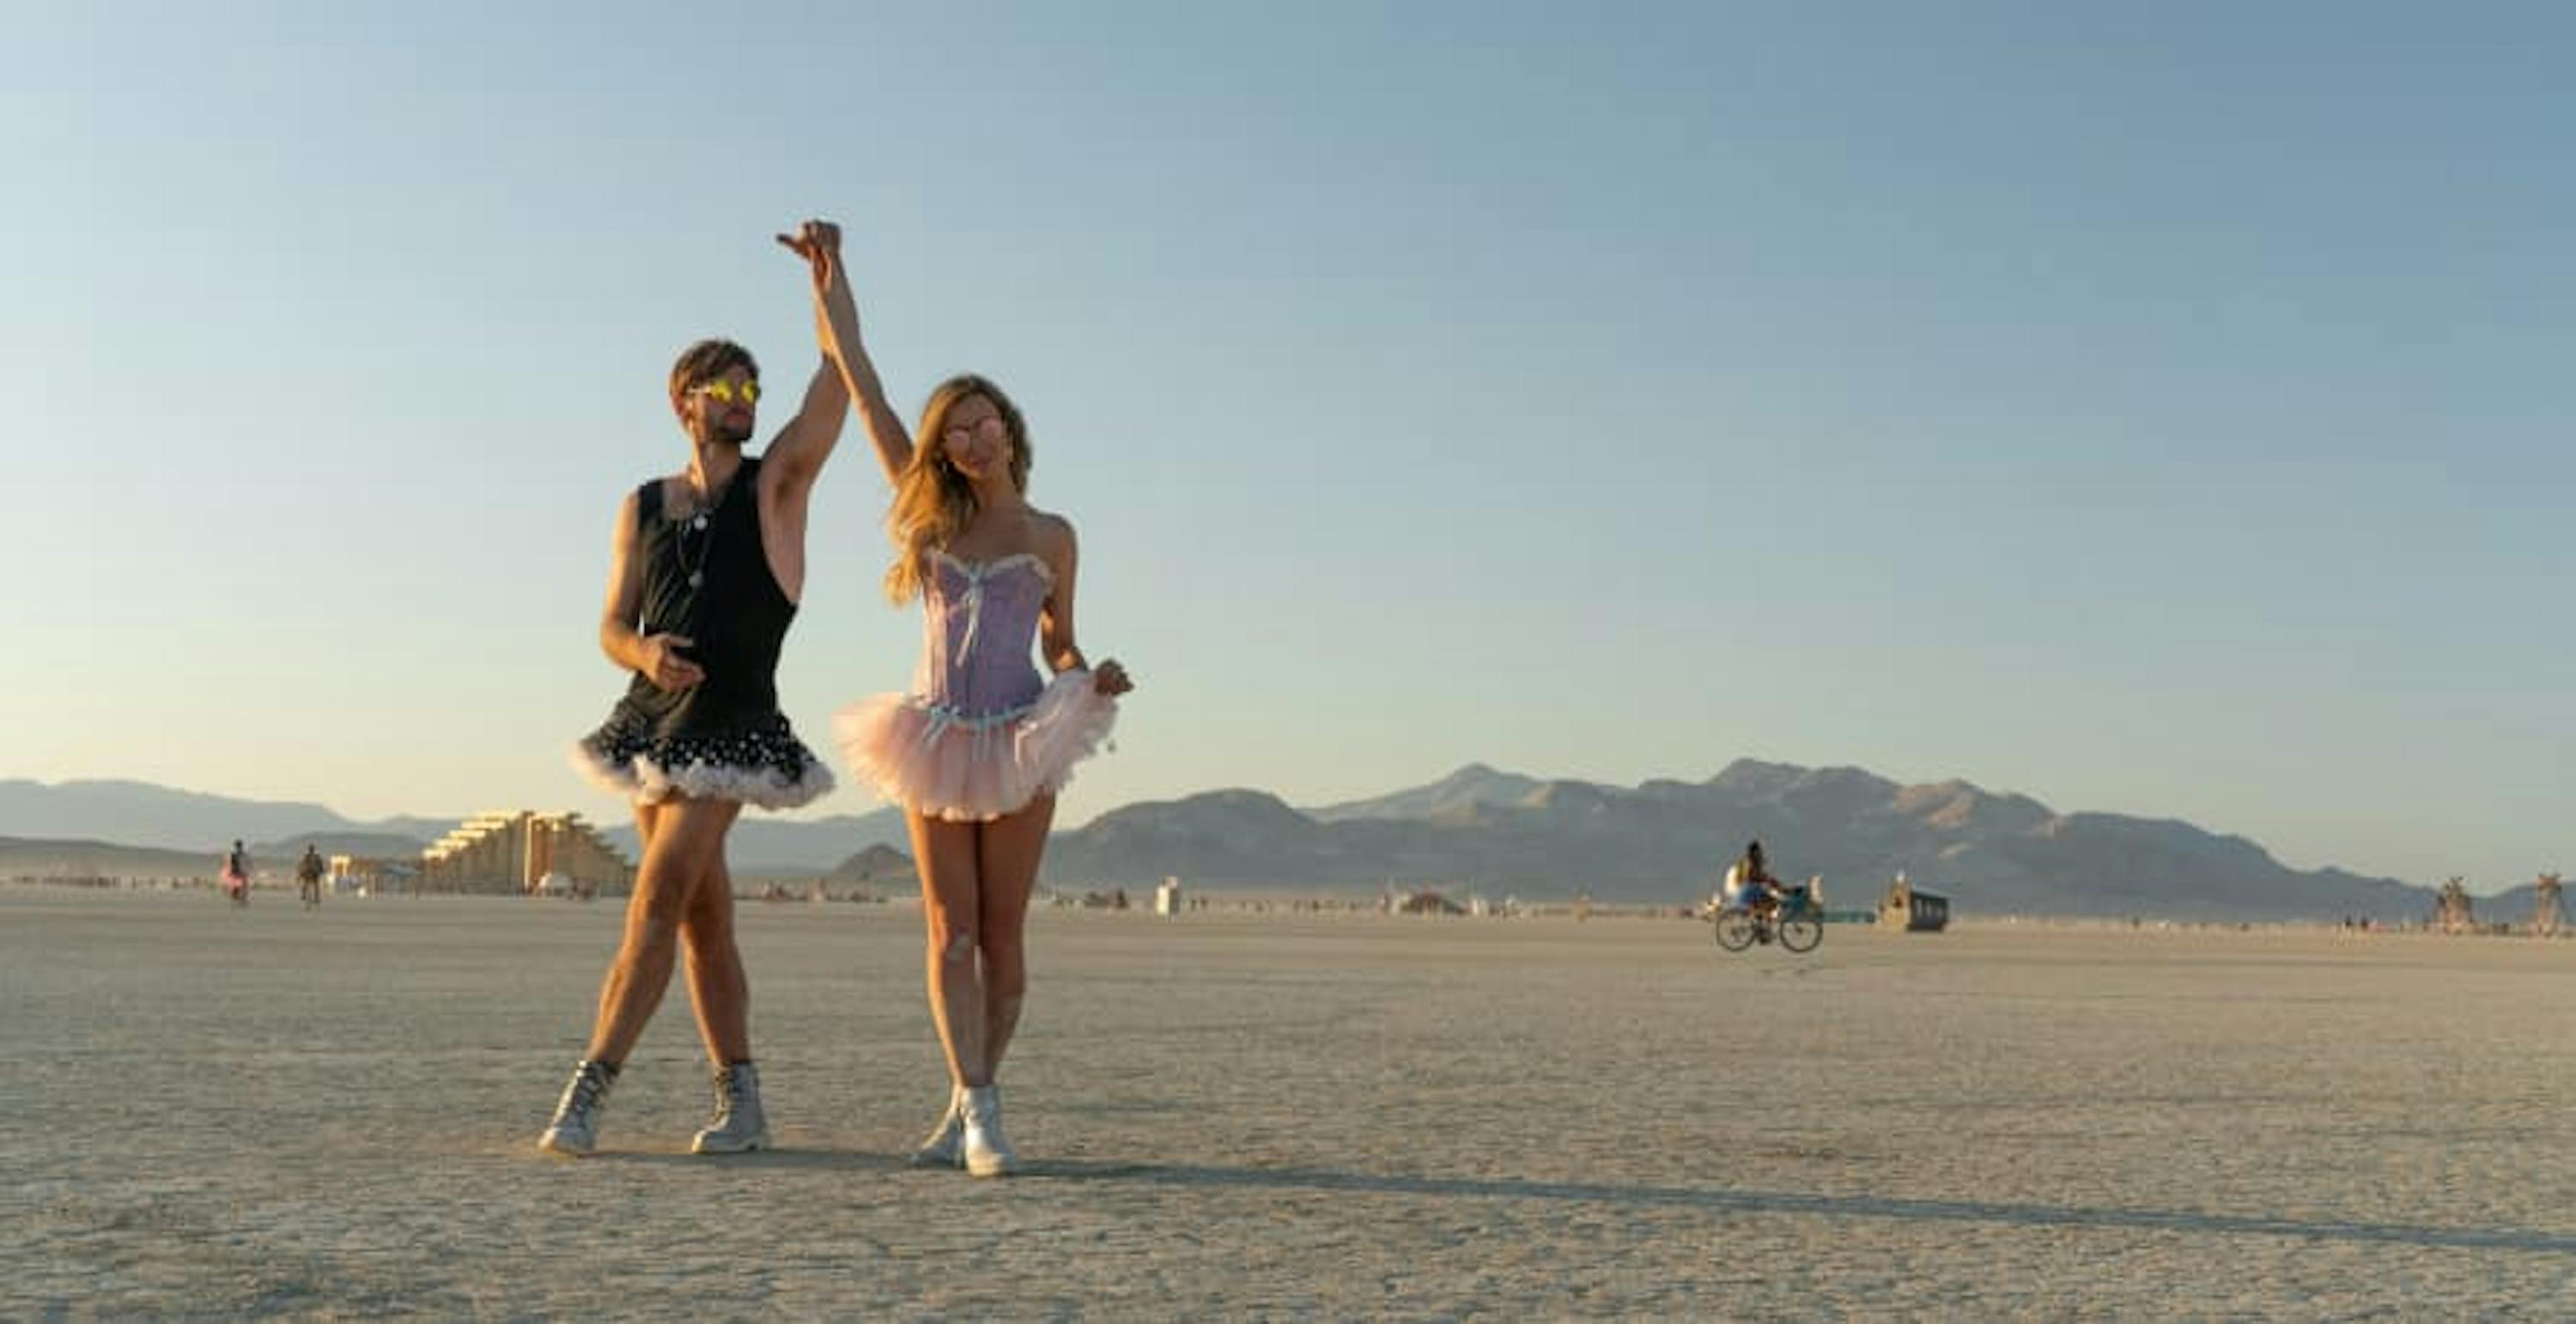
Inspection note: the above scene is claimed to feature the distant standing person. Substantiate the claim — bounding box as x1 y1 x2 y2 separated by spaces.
220 840 250 908
296 845 326 910
538 220 855 1158
812 238 1133 1177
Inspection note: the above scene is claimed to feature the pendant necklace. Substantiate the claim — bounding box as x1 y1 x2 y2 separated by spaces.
675 472 735 591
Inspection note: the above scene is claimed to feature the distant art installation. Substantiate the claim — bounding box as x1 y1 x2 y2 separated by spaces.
2435 878 2476 934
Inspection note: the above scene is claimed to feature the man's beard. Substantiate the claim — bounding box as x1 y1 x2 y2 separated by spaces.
710 417 754 447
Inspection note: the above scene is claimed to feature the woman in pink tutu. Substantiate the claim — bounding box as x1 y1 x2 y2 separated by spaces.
813 262 1133 1177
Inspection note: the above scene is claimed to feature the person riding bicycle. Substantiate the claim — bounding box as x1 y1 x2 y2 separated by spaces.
1722 840 1784 914
1711 840 1826 953
220 839 251 907
296 844 326 910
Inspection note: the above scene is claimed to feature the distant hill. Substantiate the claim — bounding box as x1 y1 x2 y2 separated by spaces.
1308 762 1545 823
830 844 918 887
1040 761 2445 922
1 835 225 879
600 809 908 875
251 832 432 859
0 766 2494 921
0 779 452 853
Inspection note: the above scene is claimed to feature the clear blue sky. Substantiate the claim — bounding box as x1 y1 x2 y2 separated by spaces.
5 2 2567 890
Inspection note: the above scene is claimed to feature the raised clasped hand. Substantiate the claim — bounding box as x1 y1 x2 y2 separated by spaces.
774 218 841 289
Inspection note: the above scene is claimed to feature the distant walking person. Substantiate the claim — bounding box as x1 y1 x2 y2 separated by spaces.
538 219 855 1158
296 845 326 910
220 840 250 908
812 237 1132 1176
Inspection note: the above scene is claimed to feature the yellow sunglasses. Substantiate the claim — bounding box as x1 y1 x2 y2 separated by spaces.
690 380 762 404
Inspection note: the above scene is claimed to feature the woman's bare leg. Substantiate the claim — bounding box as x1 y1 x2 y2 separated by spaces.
908 810 989 1086
974 793 1055 1079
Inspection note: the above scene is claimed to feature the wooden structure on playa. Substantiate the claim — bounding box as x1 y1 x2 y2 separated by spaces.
2434 877 2476 934
1880 874 1949 932
2535 873 2564 938
418 811 632 896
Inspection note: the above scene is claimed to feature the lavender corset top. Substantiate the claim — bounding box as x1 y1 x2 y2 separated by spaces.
913 550 1055 719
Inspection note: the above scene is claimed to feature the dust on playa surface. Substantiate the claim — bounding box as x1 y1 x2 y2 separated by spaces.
6 885 2573 1317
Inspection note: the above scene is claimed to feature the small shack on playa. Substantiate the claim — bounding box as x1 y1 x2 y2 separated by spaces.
1154 876 1184 917
1880 874 1949 932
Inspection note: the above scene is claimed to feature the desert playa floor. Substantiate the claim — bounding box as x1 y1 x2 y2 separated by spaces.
5 886 2573 1318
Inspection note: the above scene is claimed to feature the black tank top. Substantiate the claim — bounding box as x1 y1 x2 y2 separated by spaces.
618 456 798 737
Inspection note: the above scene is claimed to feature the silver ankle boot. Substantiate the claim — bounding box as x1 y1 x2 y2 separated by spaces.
909 1084 965 1169
538 1059 619 1157
691 1061 771 1155
961 1084 1017 1177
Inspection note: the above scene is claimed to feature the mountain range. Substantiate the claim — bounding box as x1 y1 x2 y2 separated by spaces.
1046 762 2460 921
1 763 2526 922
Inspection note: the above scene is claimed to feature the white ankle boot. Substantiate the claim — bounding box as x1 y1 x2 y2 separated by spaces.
690 1061 770 1155
960 1084 1017 1177
538 1059 619 1157
910 1084 966 1169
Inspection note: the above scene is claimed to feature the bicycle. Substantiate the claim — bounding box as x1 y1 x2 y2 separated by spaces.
1711 884 1821 954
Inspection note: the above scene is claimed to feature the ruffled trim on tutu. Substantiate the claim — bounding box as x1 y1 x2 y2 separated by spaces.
835 669 1117 822
570 726 836 812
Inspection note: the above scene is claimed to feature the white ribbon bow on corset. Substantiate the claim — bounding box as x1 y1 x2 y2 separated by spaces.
915 561 994 756
954 562 991 666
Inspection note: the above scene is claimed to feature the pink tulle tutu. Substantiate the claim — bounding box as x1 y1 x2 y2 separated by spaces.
835 669 1117 822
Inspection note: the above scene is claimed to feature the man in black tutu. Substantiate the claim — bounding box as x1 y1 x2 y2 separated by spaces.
541 220 854 1157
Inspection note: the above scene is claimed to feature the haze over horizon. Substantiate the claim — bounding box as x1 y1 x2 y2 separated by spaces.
6 3 2567 890
0 756 2549 902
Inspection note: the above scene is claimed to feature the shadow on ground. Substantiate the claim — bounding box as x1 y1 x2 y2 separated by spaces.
1023 1159 2576 1254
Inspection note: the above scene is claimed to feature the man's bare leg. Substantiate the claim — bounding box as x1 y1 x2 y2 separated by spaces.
681 851 748 1065
677 839 770 1153
583 796 739 1064
542 795 736 1155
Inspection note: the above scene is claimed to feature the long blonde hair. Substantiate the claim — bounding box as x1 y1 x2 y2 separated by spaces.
884 374 1033 604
